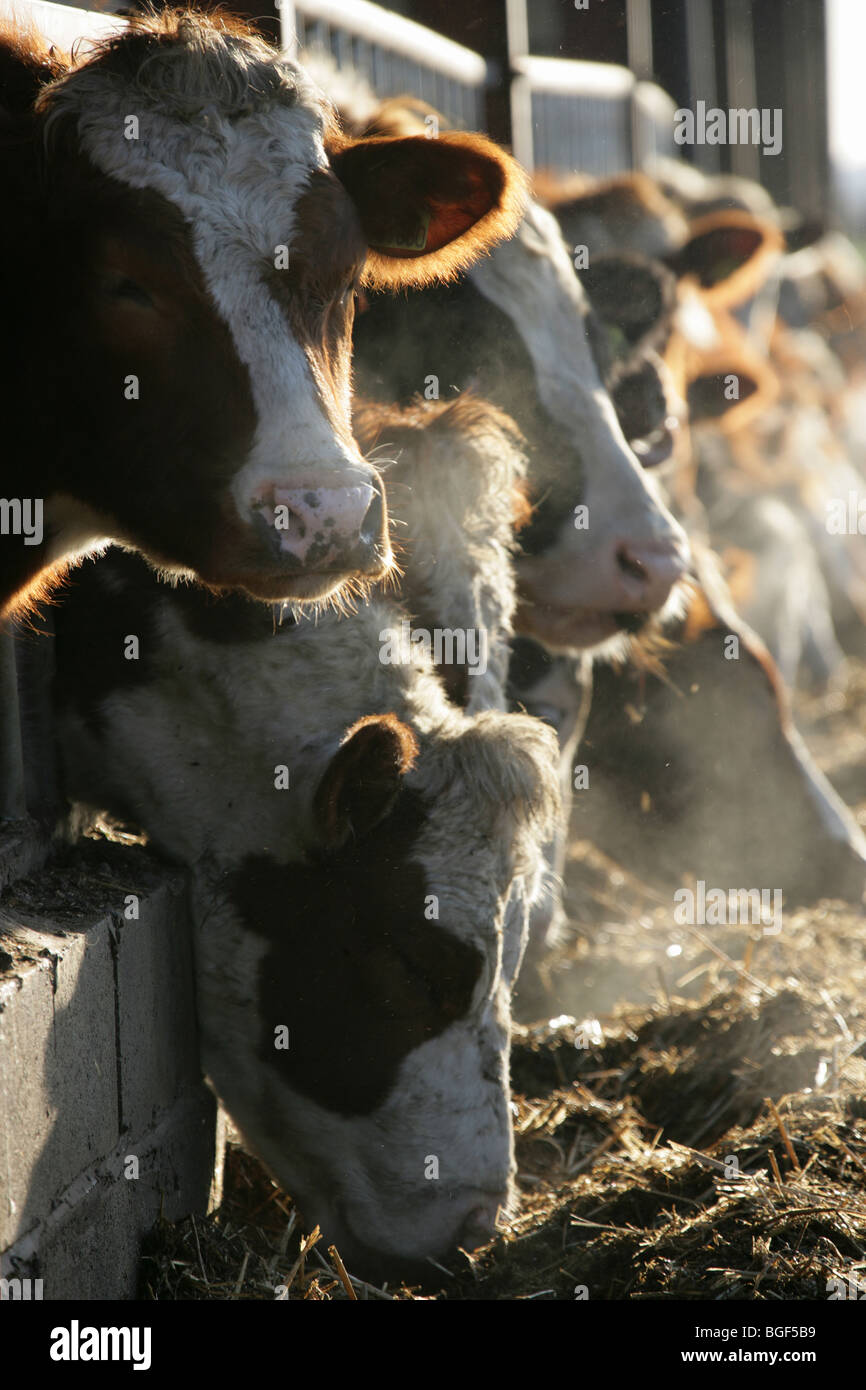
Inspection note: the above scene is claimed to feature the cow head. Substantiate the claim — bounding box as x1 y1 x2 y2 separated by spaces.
2 12 524 608
467 204 690 652
533 169 690 261
353 200 691 655
578 562 866 906
193 707 559 1276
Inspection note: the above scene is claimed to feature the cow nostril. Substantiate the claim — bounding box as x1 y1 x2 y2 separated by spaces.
457 1204 501 1252
617 544 648 586
360 487 384 544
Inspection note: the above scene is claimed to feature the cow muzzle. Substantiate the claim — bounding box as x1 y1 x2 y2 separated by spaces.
612 535 690 618
251 475 389 572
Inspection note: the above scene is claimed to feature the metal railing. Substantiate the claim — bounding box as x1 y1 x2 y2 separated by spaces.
0 0 122 49
510 53 677 177
280 0 488 130
280 2 676 175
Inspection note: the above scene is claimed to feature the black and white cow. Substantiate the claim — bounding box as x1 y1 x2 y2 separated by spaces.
52 546 559 1277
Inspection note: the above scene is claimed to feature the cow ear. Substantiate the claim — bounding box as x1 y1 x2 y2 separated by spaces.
667 211 784 308
686 355 777 429
0 23 66 114
580 252 677 362
328 132 527 289
314 713 419 847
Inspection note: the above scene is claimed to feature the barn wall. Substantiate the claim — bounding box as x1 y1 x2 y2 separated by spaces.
0 847 218 1300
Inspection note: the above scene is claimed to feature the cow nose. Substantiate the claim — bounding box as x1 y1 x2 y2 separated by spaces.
614 539 688 613
254 480 390 575
455 1199 504 1252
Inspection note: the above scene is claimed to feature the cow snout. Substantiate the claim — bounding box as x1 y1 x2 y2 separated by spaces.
613 538 689 615
251 477 390 577
454 1194 508 1252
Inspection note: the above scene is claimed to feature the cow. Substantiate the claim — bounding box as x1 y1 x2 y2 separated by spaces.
352 392 525 713
0 10 524 617
308 86 691 654
507 224 866 979
52 548 560 1278
545 172 851 689
354 200 691 653
532 168 691 261
575 218 866 903
577 549 866 907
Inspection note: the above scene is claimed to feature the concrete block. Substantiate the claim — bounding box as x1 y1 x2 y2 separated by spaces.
0 843 218 1299
2 1089 217 1300
114 873 202 1136
0 917 118 1250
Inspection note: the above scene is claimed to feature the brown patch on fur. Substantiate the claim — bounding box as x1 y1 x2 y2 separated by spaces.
0 19 66 110
272 168 366 454
234 791 483 1115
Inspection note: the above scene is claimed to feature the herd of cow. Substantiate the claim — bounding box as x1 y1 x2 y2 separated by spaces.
2 8 865 1282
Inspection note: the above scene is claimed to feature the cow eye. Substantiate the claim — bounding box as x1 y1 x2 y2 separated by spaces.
107 276 154 309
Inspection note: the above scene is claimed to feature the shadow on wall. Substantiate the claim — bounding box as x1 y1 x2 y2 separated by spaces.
0 843 216 1300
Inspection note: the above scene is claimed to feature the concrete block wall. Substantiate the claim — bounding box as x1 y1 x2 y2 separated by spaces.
0 844 218 1299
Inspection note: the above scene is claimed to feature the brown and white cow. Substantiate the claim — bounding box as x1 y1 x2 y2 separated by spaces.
577 550 866 906
0 11 524 617
52 546 559 1278
311 88 691 653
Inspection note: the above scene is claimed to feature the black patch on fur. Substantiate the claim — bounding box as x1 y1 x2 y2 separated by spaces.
507 636 555 697
227 789 483 1115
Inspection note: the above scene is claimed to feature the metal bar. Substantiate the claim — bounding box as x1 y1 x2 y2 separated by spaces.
0 0 124 47
0 631 26 822
287 0 486 83
685 0 721 173
724 0 760 182
626 0 653 82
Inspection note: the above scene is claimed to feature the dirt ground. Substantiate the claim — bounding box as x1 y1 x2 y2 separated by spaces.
140 663 866 1302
